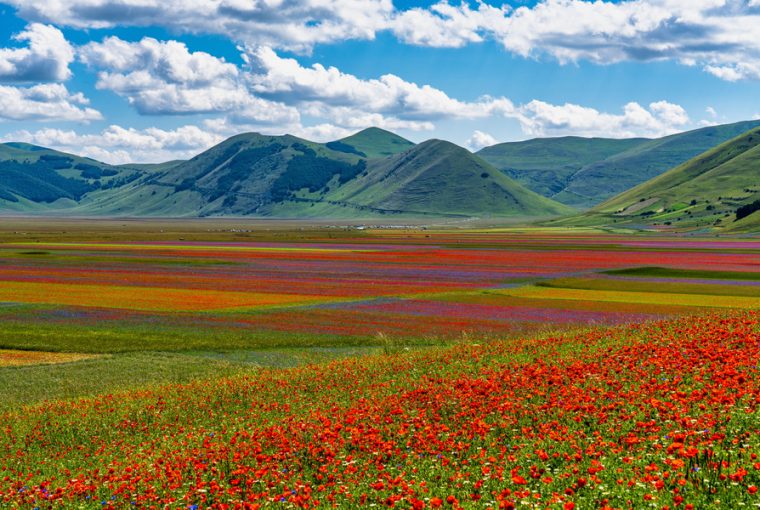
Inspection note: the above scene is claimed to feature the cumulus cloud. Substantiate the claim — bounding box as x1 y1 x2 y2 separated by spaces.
5 124 224 164
491 0 760 81
0 83 101 121
247 46 514 122
466 130 498 151
395 0 760 82
9 1 760 81
514 99 690 138
0 23 74 82
391 2 509 48
7 0 394 52
80 37 254 115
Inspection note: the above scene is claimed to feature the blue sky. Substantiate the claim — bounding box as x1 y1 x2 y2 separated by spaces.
0 0 759 163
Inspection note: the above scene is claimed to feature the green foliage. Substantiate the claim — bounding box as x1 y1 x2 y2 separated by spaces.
271 144 367 201
325 140 367 157
210 143 285 200
736 198 760 221
604 266 760 281
76 163 118 179
0 159 95 202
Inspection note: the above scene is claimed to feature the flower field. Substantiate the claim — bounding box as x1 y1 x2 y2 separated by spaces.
1 226 760 508
2 312 760 508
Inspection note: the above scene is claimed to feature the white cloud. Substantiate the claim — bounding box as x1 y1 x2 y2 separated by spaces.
466 130 498 150
80 35 303 129
391 2 509 48
5 124 224 164
8 1 760 81
0 83 101 121
514 99 689 138
706 106 718 118
494 0 760 81
247 46 514 122
81 37 242 114
8 0 394 53
0 23 74 82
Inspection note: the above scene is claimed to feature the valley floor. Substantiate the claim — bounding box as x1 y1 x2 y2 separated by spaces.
1 219 759 507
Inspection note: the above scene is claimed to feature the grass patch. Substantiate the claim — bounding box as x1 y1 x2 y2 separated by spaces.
605 266 760 281
536 276 760 297
0 347 392 409
0 349 101 367
498 285 760 308
0 352 248 409
0 314 443 353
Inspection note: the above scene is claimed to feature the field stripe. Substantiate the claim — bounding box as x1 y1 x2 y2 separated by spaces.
2 242 376 253
0 349 102 367
494 286 760 309
0 281 333 312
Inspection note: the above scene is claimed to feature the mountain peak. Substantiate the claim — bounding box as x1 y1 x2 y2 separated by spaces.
334 127 415 159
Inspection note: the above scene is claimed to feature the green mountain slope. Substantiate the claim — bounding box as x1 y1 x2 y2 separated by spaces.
79 132 367 216
330 127 415 159
477 137 647 197
0 143 146 212
315 140 574 217
79 135 572 219
577 126 760 231
556 120 760 208
478 120 760 209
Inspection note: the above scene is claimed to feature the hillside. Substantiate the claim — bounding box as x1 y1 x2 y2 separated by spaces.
311 140 574 217
330 127 415 159
577 126 760 230
31 131 570 219
0 143 148 213
5 121 757 224
477 137 647 197
478 120 760 209
77 132 368 216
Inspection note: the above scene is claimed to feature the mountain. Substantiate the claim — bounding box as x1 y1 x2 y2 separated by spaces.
310 140 573 217
477 137 648 198
3 130 571 219
0 143 152 213
577 126 760 230
329 127 415 159
478 120 760 209
77 132 369 217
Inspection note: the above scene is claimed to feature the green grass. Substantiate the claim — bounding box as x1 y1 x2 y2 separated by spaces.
0 352 249 410
324 139 573 217
0 347 389 410
536 276 760 297
0 304 444 354
605 266 760 281
477 136 647 198
478 120 760 210
335 127 415 159
551 125 760 232
557 119 760 209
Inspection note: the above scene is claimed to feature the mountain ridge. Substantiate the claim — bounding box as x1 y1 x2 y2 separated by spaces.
551 125 760 231
2 120 759 226
0 130 570 219
477 120 760 209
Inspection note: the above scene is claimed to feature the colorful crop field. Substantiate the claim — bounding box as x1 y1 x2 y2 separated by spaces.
2 224 760 508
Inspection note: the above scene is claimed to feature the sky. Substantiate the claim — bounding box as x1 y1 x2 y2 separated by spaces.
0 0 759 164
